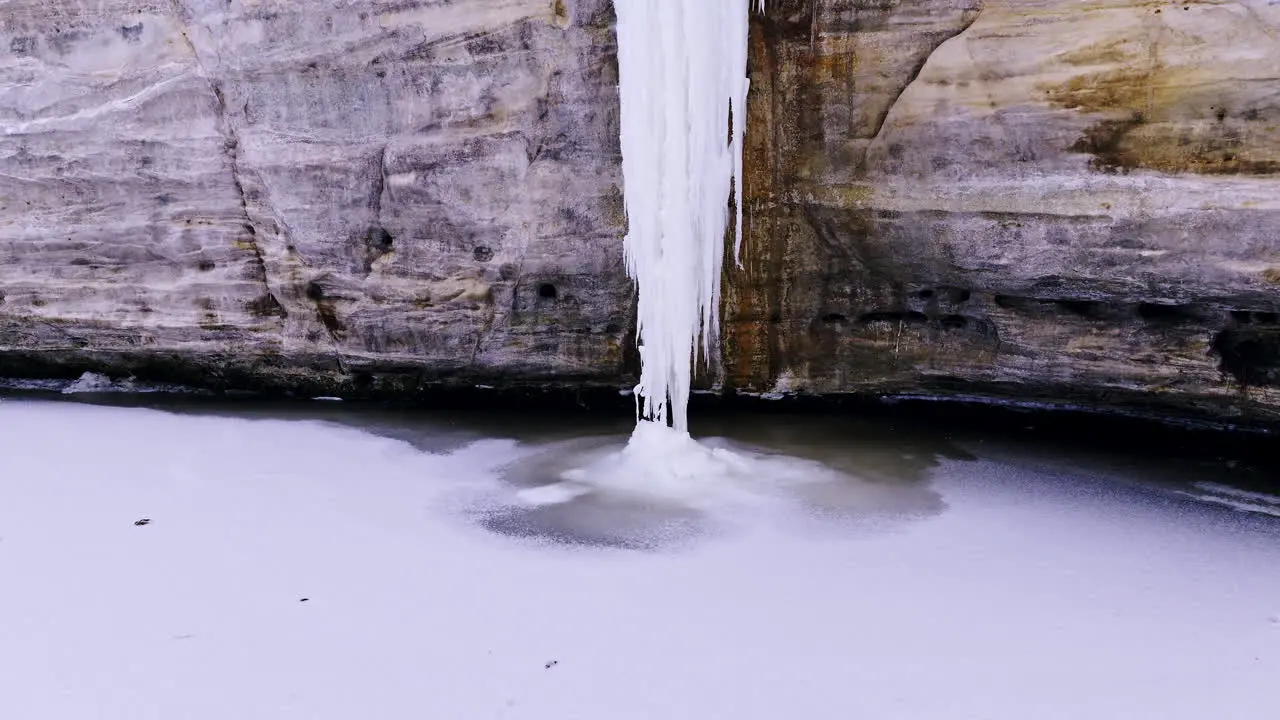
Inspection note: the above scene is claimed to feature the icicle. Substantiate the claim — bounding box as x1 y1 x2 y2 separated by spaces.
615 0 760 434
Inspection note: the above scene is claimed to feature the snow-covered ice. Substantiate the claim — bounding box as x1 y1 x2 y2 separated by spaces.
2 398 1279 720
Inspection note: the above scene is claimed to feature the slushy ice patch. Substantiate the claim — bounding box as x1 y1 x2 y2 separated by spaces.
471 423 945 550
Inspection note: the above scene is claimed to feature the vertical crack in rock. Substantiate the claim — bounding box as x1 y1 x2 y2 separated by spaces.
171 4 343 373
210 82 268 286
363 146 391 278
174 19 283 324
374 145 389 223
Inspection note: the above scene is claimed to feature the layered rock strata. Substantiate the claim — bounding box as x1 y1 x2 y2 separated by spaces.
727 0 1280 425
1 0 630 394
3 0 1280 427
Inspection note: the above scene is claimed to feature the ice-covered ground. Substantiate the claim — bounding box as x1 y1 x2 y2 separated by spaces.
2 398 1279 719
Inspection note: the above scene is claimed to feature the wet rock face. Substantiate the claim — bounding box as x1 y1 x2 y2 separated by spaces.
727 0 1280 423
0 0 630 392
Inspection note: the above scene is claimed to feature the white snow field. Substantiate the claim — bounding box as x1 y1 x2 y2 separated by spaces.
2 398 1279 719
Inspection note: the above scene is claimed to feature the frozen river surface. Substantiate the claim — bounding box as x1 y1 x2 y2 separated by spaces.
2 397 1278 719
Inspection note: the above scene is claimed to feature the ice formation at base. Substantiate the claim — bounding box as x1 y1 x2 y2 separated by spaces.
62 372 137 394
616 0 760 434
512 421 890 515
517 421 782 510
503 423 950 537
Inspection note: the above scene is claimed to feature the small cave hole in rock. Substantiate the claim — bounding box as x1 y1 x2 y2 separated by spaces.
368 227 393 252
1230 310 1253 324
1137 302 1199 323
473 246 494 262
1055 299 1106 319
538 283 558 300
1212 328 1280 387
196 259 216 272
119 23 143 42
932 287 973 304
1256 312 1279 325
940 315 969 330
306 282 325 301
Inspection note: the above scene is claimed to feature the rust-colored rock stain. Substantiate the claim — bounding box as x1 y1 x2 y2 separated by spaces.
722 1 817 393
1045 43 1280 176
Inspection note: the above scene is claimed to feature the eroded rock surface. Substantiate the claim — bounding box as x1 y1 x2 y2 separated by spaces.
728 0 1280 424
3 0 1280 426
1 0 630 393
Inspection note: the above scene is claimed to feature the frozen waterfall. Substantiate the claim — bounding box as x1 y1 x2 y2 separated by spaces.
615 0 760 434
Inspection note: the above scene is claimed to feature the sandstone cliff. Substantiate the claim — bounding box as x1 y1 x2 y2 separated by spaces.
1 0 630 394
728 0 1280 425
3 0 1280 427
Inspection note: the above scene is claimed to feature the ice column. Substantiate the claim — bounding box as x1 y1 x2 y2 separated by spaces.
615 0 759 433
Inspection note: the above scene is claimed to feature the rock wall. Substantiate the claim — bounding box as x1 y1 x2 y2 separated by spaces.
3 0 1280 426
0 0 631 393
727 0 1280 424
